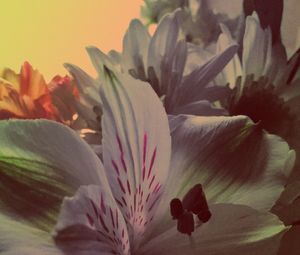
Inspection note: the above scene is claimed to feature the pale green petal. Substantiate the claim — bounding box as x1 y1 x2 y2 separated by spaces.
0 214 61 255
272 181 300 225
149 115 292 237
242 13 272 81
140 204 287 255
0 119 107 230
167 115 293 208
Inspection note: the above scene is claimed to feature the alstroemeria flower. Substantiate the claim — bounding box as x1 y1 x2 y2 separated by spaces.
0 62 76 124
66 10 239 136
0 68 294 254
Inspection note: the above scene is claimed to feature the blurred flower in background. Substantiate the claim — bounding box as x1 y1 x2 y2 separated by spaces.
0 61 77 125
66 10 239 144
141 0 300 228
141 0 300 55
141 0 243 47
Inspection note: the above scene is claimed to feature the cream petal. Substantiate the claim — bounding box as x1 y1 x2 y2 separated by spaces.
176 44 238 107
215 24 242 88
122 19 150 81
64 63 101 106
149 115 293 237
0 214 61 255
55 185 130 255
0 119 108 229
147 10 181 87
242 13 272 81
100 69 171 240
140 204 287 255
167 115 293 208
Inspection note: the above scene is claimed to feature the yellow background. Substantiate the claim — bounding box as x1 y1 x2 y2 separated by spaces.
0 0 142 80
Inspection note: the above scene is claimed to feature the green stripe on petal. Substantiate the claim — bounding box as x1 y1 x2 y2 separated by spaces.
0 119 106 231
0 158 72 231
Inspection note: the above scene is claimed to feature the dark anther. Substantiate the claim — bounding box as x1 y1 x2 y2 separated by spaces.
197 209 212 223
170 184 212 235
170 198 184 220
182 184 211 223
177 211 195 236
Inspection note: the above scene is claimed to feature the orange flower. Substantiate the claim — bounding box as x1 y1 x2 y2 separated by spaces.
0 61 76 123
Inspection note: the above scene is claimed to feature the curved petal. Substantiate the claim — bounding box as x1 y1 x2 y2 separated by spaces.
122 19 150 81
242 13 272 81
64 63 101 106
64 63 101 131
150 115 293 236
140 204 287 255
176 44 238 107
215 24 242 88
0 119 107 229
184 44 213 76
86 46 117 79
0 214 61 255
100 69 171 240
0 68 20 91
20 61 48 100
147 10 181 88
272 181 300 226
167 115 293 208
55 185 130 255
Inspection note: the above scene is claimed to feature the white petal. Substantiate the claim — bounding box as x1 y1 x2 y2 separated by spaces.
122 19 150 80
0 119 108 228
0 214 61 255
108 50 123 72
150 115 293 236
55 185 130 255
86 46 117 79
176 44 238 107
242 13 272 81
184 43 213 76
147 10 181 87
141 204 287 255
215 24 242 88
168 115 293 208
100 70 171 240
64 63 101 106
64 63 101 130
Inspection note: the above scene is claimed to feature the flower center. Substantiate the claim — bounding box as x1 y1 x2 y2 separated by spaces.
228 77 295 138
170 184 211 236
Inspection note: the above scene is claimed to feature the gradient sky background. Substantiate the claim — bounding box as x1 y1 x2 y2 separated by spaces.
0 0 143 80
1 0 299 81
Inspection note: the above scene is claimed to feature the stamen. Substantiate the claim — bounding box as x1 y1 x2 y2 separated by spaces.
182 184 211 223
170 198 184 220
177 211 195 236
170 184 211 235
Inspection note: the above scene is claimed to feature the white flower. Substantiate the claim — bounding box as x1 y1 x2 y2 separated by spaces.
0 67 294 254
141 0 243 46
68 10 238 130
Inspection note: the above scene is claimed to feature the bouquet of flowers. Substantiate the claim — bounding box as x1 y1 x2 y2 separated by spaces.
0 0 299 254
